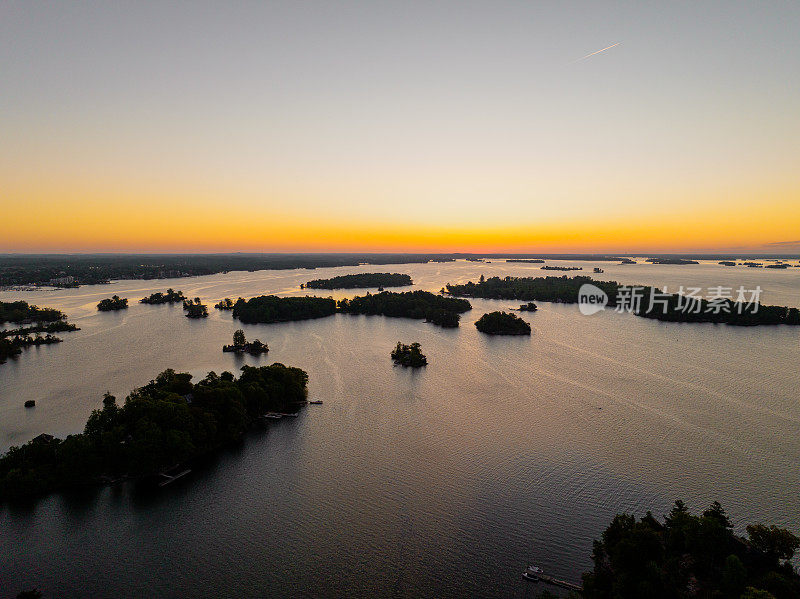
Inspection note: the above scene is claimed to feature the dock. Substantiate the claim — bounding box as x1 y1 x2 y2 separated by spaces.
157 468 191 487
537 573 583 592
260 412 301 420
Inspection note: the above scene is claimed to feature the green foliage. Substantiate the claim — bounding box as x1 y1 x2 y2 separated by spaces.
223 330 268 355
232 295 336 324
518 302 538 311
140 288 185 304
96 296 128 311
391 342 427 367
305 272 413 289
214 298 236 310
0 300 65 324
233 329 246 348
474 311 531 335
182 298 209 318
0 364 308 502
337 290 470 328
747 524 800 562
582 501 800 599
445 276 800 326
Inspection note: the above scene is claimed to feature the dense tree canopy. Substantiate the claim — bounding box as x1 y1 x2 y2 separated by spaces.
0 300 65 324
581 500 800 599
232 295 337 324
0 364 308 502
140 289 185 304
391 342 427 367
474 311 531 335
337 290 471 328
96 296 128 311
183 298 209 318
305 272 413 289
446 276 800 326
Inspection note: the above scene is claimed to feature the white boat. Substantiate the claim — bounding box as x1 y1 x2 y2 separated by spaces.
522 565 543 581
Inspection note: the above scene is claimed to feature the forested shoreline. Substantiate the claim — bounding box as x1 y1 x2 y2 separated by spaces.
0 365 308 502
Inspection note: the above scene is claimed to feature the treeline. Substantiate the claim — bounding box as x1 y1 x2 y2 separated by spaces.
232 295 337 324
140 289 185 304
582 500 800 599
1 301 78 364
445 276 800 326
305 272 413 289
97 296 128 311
0 300 64 324
0 364 308 502
446 275 619 303
475 311 531 335
337 290 471 327
0 254 453 287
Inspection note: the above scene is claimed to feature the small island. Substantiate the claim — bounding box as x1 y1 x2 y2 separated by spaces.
96 295 128 311
506 259 544 263
222 329 269 355
541 265 582 271
1 301 79 364
0 364 309 502
719 261 737 266
183 297 209 318
305 272 413 289
140 288 185 304
646 257 699 265
475 311 531 335
214 298 237 310
619 258 636 264
390 342 427 367
232 295 337 323
517 302 538 312
337 290 471 327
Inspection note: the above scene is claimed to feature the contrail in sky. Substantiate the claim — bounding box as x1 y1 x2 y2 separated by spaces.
572 42 621 63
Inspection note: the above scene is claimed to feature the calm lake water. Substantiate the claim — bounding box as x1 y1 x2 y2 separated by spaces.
2 259 799 598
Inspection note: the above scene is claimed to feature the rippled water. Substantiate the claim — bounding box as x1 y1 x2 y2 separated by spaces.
1 259 799 598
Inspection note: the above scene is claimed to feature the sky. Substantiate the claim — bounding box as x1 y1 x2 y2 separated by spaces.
2 1 799 253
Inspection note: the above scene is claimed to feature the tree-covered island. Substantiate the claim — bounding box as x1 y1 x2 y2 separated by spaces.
232 295 337 323
475 311 531 335
445 276 800 326
0 300 65 324
579 500 800 599
337 290 471 327
183 297 209 318
140 288 185 304
518 302 538 312
222 329 269 355
391 342 427 367
0 364 308 502
214 298 237 310
1 301 79 364
97 296 128 311
305 272 413 289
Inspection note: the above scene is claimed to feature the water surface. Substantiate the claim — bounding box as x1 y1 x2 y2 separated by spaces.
1 260 799 597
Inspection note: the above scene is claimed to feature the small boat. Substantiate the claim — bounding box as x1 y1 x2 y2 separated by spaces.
593 267 604 273
523 565 543 581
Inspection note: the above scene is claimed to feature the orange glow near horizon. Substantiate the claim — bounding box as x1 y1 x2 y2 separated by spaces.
5 176 800 254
